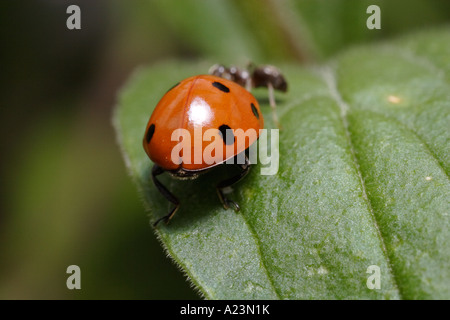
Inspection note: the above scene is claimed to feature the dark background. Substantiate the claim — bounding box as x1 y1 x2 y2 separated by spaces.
0 0 449 299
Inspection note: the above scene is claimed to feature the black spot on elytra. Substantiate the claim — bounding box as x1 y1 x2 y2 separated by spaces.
145 124 155 143
212 81 230 93
251 102 259 119
166 82 180 93
218 125 234 145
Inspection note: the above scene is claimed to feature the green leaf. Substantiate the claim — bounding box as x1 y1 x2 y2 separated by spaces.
114 29 450 299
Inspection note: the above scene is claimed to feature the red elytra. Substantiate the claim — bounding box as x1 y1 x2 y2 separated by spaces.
143 75 263 173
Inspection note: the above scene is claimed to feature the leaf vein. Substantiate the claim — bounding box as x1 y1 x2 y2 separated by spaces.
319 66 403 299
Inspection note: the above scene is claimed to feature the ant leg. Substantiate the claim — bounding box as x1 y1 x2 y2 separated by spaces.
267 82 281 129
245 77 252 92
151 164 180 226
216 155 250 211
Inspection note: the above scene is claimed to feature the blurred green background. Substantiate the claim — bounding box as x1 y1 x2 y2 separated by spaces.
0 0 449 299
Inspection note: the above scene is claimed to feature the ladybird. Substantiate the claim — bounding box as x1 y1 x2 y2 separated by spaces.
143 75 263 226
144 65 287 226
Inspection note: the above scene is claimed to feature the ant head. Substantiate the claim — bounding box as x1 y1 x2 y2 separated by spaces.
252 65 288 92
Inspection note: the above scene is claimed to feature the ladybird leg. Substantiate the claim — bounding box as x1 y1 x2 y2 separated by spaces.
267 82 281 129
151 164 180 226
216 155 250 212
